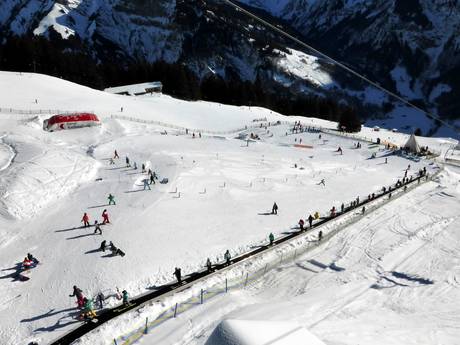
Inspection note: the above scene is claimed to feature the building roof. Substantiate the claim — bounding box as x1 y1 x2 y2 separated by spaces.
104 82 162 95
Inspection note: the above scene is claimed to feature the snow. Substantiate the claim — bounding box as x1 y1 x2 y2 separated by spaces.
205 319 326 345
0 72 458 345
274 49 334 88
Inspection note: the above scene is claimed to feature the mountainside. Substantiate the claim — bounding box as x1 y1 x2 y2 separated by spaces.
239 0 460 121
0 0 459 137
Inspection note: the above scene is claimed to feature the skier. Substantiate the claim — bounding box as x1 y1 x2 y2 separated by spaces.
206 258 212 272
317 179 325 186
308 214 314 228
125 156 131 168
341 203 345 213
362 206 366 215
174 267 182 283
141 163 146 173
114 150 119 159
81 213 90 227
94 220 102 235
272 202 278 215
318 230 323 242
385 158 388 164
97 292 105 309
83 297 96 319
102 209 110 224
22 257 33 270
27 253 39 265
100 240 107 252
149 173 155 185
108 194 116 205
122 290 129 306
143 178 151 190
133 162 137 170
224 250 231 266
70 285 85 308
314 211 320 219
298 219 304 231
269 232 275 246
330 206 336 217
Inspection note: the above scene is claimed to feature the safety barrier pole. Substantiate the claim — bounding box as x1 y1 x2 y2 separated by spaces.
225 278 228 292
200 289 204 304
144 317 148 334
173 303 178 318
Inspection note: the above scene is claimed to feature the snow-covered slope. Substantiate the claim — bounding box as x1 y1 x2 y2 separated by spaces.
0 72 456 345
239 0 460 127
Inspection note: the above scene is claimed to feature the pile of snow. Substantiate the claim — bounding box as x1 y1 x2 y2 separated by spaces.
206 319 326 345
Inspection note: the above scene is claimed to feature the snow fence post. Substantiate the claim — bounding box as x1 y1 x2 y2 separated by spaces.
144 317 148 334
201 289 204 304
225 278 228 293
244 273 249 287
174 303 178 318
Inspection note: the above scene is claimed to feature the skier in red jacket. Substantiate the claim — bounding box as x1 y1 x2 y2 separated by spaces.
81 213 90 227
102 209 110 224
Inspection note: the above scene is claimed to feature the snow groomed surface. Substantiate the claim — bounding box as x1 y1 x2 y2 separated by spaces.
51 171 434 345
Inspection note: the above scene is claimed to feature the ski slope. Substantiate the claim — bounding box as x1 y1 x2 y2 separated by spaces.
0 72 458 345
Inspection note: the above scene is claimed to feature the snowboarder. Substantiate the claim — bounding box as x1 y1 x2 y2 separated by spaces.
102 209 110 224
206 258 212 272
272 202 278 215
70 285 85 308
94 220 102 235
122 290 129 306
143 178 151 190
100 240 107 252
308 214 314 227
269 232 275 246
125 156 131 168
108 194 116 205
114 150 119 159
298 219 304 231
174 267 182 283
224 250 231 266
318 230 323 242
81 213 90 227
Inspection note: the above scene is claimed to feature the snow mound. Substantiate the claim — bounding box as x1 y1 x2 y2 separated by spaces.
205 319 326 345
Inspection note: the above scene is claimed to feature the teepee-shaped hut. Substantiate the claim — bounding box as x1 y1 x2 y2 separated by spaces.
404 134 421 153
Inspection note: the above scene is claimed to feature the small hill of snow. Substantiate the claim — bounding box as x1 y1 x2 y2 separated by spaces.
205 319 326 345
